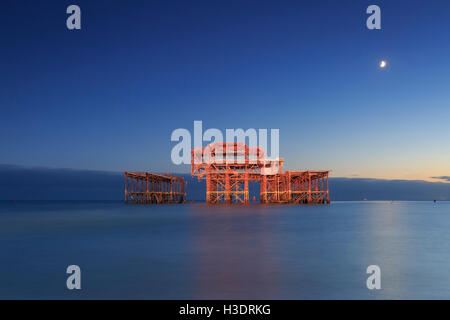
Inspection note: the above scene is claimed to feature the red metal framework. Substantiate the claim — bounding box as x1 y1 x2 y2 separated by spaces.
192 142 330 204
286 171 329 204
124 172 185 204
261 171 330 204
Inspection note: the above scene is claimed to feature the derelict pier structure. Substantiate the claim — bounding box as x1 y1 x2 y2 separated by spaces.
124 172 186 204
124 142 330 204
191 142 330 204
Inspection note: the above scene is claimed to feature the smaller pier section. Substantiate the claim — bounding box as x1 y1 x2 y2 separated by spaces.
124 172 185 204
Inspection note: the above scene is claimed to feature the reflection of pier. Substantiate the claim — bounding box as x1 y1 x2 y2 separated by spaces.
124 172 185 204
192 142 330 204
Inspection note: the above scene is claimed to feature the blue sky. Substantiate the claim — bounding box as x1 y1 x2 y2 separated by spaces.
1 0 449 181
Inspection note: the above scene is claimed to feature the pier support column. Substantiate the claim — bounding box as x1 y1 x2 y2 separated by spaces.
225 172 231 204
124 172 128 203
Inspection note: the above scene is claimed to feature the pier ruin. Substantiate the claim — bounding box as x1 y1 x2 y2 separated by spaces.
124 172 185 204
191 142 330 204
124 142 330 204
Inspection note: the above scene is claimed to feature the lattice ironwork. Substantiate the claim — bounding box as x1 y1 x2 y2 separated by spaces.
124 172 185 204
192 142 330 204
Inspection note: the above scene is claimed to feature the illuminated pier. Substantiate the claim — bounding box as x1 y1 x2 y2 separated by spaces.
124 172 185 204
192 142 330 204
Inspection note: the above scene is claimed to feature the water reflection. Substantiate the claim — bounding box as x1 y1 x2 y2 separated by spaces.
189 205 280 299
1 201 450 299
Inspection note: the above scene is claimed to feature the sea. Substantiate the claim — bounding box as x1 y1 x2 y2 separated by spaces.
0 201 449 299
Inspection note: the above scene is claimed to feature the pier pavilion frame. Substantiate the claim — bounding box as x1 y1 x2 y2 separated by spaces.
260 171 330 204
205 171 249 204
192 142 272 204
192 142 330 204
285 171 330 204
124 172 185 204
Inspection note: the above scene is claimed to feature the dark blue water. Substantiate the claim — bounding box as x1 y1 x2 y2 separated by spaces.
0 201 449 299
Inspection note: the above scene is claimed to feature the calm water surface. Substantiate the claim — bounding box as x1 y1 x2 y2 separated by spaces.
0 201 449 299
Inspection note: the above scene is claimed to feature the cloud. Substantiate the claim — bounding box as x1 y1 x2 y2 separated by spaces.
430 176 450 182
0 164 124 200
0 164 449 201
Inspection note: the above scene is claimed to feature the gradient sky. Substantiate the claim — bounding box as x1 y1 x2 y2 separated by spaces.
1 0 449 181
